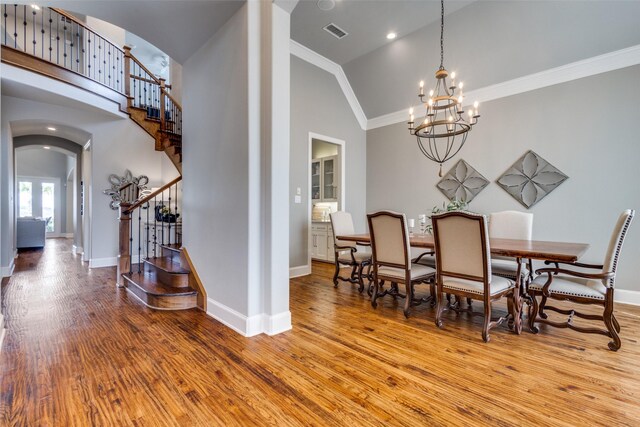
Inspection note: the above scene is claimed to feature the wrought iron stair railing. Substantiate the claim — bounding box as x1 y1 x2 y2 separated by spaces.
117 176 182 286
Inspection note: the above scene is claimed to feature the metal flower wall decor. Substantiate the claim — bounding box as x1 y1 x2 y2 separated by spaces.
103 170 150 210
497 150 568 208
436 159 489 203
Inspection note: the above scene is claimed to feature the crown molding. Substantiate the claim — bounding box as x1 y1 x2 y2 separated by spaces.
290 40 368 130
367 44 640 130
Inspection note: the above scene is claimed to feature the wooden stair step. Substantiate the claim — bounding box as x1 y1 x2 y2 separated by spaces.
160 243 182 254
122 272 197 310
144 256 188 274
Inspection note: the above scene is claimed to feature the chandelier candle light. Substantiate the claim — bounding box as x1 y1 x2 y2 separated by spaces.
407 0 480 177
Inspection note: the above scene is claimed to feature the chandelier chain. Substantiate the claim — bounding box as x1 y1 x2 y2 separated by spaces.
440 0 444 69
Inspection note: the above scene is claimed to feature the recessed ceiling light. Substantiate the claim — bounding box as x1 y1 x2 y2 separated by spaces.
387 32 397 40
47 127 56 131
317 0 336 11
43 146 51 150
31 5 41 10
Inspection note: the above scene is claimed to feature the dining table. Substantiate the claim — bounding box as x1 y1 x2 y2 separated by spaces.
336 232 590 334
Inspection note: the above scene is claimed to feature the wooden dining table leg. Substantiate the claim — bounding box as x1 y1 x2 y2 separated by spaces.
511 257 523 335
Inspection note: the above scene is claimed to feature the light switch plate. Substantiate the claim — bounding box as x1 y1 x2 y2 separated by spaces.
296 187 301 195
294 195 302 204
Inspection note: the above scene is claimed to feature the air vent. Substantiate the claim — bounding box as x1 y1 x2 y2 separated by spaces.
323 23 348 40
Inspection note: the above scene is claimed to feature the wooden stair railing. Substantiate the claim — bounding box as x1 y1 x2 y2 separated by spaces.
1 5 182 171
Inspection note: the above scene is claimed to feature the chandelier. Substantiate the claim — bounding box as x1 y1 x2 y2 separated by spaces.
407 0 480 177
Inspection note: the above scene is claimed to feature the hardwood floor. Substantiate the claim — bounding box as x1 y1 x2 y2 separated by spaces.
1 239 640 426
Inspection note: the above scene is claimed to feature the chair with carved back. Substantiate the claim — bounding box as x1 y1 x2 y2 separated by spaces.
432 211 516 342
489 210 534 284
367 211 436 318
329 212 372 293
528 209 635 351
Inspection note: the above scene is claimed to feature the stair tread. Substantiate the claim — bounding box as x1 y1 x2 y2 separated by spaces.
161 243 182 253
122 272 196 296
144 256 189 274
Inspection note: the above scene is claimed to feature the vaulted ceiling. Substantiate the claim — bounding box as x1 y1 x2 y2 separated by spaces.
291 0 640 121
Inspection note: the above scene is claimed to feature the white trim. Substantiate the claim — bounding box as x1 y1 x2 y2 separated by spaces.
206 298 292 336
615 289 640 306
72 245 83 255
290 40 367 130
263 311 292 336
367 44 640 130
89 255 142 269
289 264 311 278
1 258 15 278
307 132 346 270
61 233 74 238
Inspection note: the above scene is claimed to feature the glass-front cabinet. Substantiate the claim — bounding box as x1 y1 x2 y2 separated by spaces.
311 160 321 201
311 155 339 202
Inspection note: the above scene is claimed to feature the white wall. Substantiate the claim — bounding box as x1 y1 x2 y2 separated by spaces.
289 56 367 268
1 95 166 267
183 2 291 336
366 65 640 293
0 109 15 276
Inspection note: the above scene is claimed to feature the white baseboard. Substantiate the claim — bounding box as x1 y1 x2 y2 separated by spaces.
61 233 74 238
1 258 15 278
89 255 142 269
289 264 311 278
207 298 292 337
72 245 84 255
615 289 640 306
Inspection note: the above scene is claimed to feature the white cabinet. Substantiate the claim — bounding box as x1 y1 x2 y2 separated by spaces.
311 155 340 202
311 222 335 262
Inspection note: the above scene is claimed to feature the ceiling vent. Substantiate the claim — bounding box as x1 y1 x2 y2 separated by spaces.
323 23 348 40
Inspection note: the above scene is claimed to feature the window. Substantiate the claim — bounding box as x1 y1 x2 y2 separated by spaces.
19 181 33 217
41 182 55 233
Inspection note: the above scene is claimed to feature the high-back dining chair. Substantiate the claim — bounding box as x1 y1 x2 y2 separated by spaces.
367 211 436 318
528 209 635 351
489 210 534 283
432 211 516 342
329 212 372 293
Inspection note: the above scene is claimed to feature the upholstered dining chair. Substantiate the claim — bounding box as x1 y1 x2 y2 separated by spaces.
329 211 372 293
432 211 516 342
528 209 635 351
367 211 436 318
488 210 534 283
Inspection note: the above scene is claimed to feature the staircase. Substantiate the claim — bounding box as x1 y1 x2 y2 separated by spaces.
0 6 203 311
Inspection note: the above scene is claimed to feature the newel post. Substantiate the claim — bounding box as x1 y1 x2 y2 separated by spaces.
123 45 132 107
117 203 132 287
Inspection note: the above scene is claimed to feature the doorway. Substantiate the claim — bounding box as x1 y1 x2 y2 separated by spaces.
17 177 62 236
307 133 345 269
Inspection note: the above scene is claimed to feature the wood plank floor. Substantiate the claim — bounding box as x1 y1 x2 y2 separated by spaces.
1 239 640 426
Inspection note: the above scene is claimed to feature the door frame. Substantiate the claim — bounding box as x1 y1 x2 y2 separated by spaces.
307 132 346 269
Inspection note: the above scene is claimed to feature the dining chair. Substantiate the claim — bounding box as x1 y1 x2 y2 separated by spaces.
432 211 516 342
329 211 372 293
367 211 436 318
488 210 534 283
528 209 635 351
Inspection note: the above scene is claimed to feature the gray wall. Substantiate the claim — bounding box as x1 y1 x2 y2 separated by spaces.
367 65 640 292
290 56 367 267
344 0 640 118
15 147 71 233
182 4 250 314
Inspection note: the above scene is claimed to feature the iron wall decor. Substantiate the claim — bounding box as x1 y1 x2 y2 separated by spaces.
102 169 150 210
436 159 489 203
497 150 568 208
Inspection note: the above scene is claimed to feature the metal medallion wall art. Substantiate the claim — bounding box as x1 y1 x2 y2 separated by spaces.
103 170 151 210
497 150 568 209
436 159 489 203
